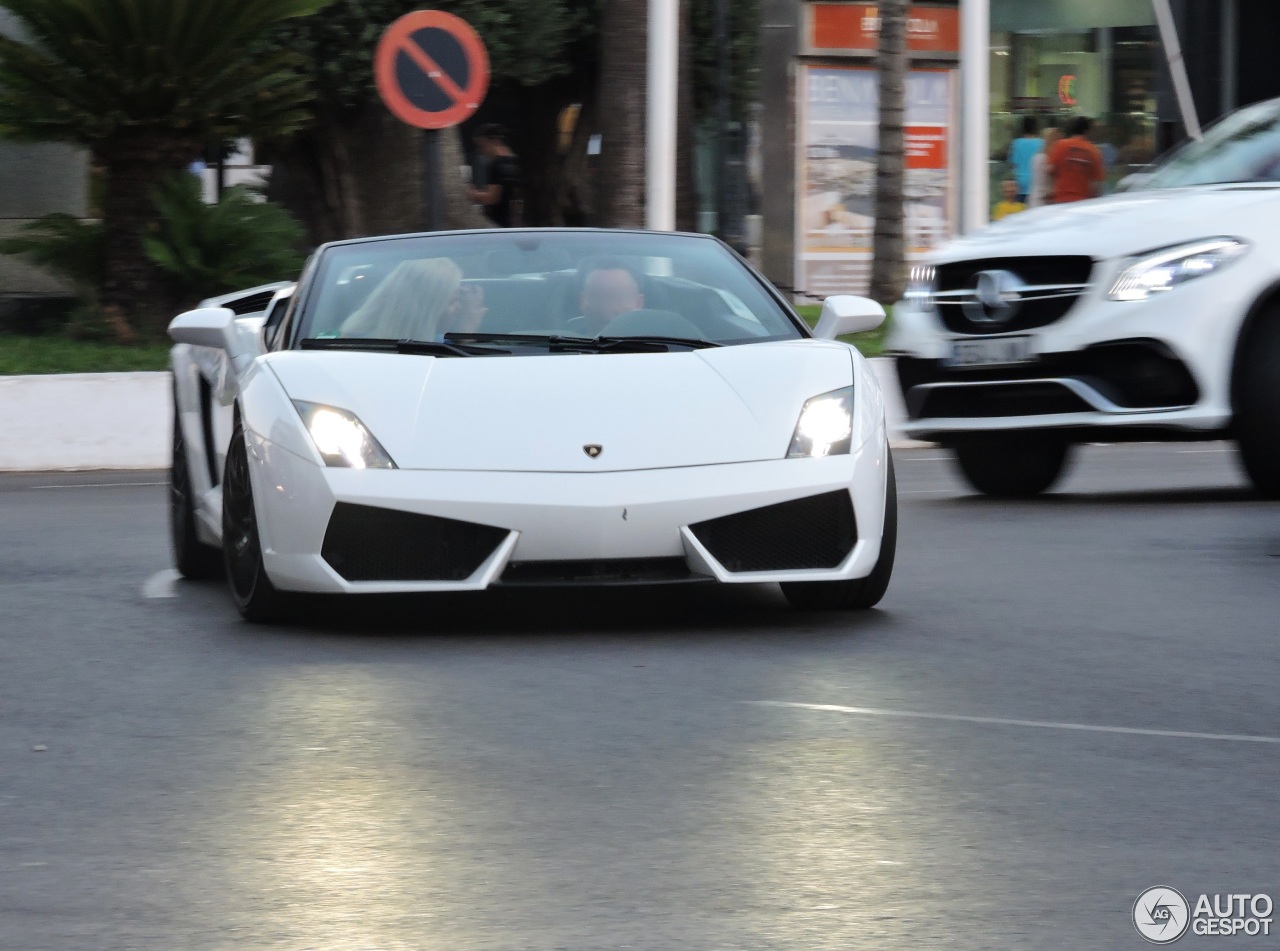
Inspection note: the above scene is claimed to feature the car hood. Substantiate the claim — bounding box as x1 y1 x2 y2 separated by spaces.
264 341 854 471
935 184 1280 262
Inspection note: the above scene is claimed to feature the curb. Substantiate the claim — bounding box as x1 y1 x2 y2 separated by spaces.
0 359 927 472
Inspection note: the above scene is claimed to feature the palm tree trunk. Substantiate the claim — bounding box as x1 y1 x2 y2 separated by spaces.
869 0 908 304
598 0 648 228
100 138 195 340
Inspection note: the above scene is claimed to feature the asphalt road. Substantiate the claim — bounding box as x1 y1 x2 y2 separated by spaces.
2 444 1278 950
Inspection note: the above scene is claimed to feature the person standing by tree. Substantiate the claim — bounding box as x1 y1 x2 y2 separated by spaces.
1047 116 1105 204
468 124 523 228
1007 115 1042 204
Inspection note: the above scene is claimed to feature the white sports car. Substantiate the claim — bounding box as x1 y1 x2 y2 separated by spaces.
168 229 896 621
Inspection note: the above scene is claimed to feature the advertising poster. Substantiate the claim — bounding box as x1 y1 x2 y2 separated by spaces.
798 66 955 297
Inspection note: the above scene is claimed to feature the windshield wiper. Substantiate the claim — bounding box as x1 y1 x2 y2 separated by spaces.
592 334 722 351
300 337 510 356
444 332 720 352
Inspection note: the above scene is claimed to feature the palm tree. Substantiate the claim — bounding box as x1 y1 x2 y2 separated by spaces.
0 0 327 337
868 0 907 304
597 0 647 228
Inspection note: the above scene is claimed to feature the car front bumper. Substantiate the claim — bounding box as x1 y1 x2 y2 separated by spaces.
244 433 892 594
887 263 1249 440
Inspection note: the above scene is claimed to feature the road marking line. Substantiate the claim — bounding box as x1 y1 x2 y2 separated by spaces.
141 569 181 599
30 481 166 489
747 701 1280 745
1177 448 1234 453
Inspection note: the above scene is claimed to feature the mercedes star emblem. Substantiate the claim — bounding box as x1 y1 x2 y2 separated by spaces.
962 269 1026 323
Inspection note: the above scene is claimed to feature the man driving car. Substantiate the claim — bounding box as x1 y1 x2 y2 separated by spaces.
569 257 646 336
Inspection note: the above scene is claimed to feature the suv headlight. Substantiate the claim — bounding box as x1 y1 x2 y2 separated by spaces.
788 387 854 458
293 401 396 469
1108 238 1247 302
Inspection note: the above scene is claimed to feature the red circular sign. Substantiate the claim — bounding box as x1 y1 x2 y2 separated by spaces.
374 10 490 130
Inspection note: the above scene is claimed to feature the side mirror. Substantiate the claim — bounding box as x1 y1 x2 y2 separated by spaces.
812 295 885 338
168 306 239 352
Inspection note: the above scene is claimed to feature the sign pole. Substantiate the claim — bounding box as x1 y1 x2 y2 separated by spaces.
374 11 490 230
646 0 678 231
423 129 444 231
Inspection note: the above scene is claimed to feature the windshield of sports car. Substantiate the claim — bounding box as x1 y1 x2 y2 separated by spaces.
292 231 803 352
1140 99 1280 189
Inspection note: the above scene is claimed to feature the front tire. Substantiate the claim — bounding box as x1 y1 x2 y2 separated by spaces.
952 432 1071 498
222 419 291 622
1235 313 1280 498
782 451 897 611
170 400 221 579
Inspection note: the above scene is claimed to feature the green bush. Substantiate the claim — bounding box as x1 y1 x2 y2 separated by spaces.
0 175 307 337
144 173 306 305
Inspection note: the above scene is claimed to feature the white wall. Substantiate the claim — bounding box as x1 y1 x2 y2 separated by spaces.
0 372 171 471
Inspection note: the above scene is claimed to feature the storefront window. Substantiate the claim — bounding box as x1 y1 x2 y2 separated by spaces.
990 1 1160 200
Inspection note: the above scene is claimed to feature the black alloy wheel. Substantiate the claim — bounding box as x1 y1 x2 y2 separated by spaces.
222 419 290 622
170 398 221 579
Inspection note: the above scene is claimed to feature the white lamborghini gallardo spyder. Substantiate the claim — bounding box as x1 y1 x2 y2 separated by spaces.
168 229 895 621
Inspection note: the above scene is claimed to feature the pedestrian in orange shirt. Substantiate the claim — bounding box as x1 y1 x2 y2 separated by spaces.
1047 116 1105 203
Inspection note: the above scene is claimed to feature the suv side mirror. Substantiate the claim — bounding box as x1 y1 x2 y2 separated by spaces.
812 295 886 338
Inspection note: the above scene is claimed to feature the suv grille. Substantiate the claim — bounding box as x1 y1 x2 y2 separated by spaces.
322 503 508 582
897 341 1199 417
934 256 1092 335
689 491 856 573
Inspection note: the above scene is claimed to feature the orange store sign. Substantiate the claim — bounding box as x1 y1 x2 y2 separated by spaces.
810 3 960 55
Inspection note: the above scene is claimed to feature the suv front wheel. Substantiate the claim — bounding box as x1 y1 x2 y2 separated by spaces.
952 432 1073 499
1235 313 1280 499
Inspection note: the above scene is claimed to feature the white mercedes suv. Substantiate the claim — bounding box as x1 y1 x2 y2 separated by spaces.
888 98 1280 498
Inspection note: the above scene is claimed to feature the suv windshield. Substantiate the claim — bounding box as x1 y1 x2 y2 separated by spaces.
1141 99 1280 189
293 231 802 351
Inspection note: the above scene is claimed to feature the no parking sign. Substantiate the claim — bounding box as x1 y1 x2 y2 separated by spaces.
374 10 490 131
374 10 491 229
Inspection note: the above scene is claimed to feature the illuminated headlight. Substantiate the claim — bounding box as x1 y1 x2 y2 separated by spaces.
1108 238 1247 302
787 387 854 458
904 264 937 306
293 401 396 469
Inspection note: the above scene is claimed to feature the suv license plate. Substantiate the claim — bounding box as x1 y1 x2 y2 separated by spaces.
946 336 1036 368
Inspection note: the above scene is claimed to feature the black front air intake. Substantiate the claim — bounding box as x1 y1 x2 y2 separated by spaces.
322 503 508 582
689 491 856 573
499 557 701 586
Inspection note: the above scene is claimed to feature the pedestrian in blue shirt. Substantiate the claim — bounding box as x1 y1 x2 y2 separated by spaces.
1007 116 1043 204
